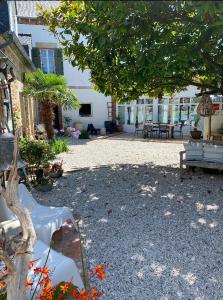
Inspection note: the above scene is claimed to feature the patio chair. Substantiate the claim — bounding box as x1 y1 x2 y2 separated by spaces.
87 123 100 135
134 124 144 136
27 240 84 296
174 123 183 138
104 121 116 134
143 124 153 138
17 184 77 245
159 124 169 139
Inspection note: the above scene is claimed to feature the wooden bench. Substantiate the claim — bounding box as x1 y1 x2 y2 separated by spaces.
180 150 223 177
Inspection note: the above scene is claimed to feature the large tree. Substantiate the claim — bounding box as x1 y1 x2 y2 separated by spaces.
24 69 79 139
40 1 223 101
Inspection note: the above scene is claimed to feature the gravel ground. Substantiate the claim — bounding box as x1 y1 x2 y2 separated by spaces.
35 134 223 300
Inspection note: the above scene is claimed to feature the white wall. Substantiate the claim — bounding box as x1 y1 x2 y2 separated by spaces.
17 23 111 127
18 24 92 86
62 89 111 129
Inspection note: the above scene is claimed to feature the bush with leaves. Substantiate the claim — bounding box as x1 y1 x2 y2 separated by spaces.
79 130 90 139
50 138 69 154
19 138 55 167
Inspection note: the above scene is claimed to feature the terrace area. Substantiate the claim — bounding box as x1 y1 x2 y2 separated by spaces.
35 134 223 299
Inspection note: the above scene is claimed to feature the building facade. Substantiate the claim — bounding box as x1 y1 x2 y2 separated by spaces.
16 1 113 131
0 1 36 137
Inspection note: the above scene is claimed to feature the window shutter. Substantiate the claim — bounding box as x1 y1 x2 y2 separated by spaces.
55 48 64 75
31 47 41 68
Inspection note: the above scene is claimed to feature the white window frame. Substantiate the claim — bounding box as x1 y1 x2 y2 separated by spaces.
40 49 55 73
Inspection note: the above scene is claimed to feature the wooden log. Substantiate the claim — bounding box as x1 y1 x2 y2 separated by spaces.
0 129 36 300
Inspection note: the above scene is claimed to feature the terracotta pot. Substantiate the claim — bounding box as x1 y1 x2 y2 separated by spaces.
190 130 202 139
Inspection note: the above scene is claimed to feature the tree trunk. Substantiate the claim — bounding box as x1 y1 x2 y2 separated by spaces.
0 129 36 300
7 254 33 300
40 101 54 139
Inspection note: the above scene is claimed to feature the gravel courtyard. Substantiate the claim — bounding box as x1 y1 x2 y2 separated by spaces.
36 134 223 300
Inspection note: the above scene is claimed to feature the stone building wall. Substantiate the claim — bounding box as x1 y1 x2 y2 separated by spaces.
1 41 36 137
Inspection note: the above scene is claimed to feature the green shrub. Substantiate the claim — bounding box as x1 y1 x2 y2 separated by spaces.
50 138 69 154
79 130 90 139
19 138 55 167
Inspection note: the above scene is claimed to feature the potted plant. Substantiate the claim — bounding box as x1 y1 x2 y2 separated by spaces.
190 117 202 139
34 177 53 192
49 161 64 178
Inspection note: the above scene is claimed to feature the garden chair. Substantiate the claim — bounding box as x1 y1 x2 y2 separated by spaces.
134 124 144 136
27 239 84 296
17 184 77 245
174 123 184 138
159 124 169 139
87 123 100 135
104 121 116 134
143 124 153 138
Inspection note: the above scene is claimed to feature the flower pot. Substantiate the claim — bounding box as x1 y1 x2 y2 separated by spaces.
190 130 202 140
49 169 63 178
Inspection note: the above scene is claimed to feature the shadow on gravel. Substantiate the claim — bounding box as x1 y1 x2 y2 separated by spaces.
35 163 223 300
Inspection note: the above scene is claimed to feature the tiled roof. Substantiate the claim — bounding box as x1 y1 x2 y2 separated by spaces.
16 1 60 18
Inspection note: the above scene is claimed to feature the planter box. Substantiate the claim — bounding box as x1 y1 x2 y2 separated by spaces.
184 143 203 160
203 144 223 163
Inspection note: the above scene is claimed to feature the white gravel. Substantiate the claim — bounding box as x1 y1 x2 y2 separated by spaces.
35 134 223 300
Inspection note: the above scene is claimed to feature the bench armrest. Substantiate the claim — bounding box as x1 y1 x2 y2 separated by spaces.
180 150 186 169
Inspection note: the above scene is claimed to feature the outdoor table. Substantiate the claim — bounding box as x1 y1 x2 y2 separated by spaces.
168 124 174 138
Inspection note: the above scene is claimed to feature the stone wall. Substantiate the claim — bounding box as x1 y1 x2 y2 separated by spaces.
1 42 36 137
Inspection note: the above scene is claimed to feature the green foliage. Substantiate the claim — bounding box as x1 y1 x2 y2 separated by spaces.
23 69 79 139
0 293 6 300
79 130 90 139
19 138 55 167
50 138 69 154
63 115 72 127
40 1 223 101
24 69 79 110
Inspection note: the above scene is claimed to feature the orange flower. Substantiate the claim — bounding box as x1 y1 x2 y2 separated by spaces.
91 289 101 298
34 267 42 274
94 264 106 280
41 267 49 276
28 259 39 269
60 283 69 294
25 278 32 290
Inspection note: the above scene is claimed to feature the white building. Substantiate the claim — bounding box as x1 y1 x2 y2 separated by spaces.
11 1 223 139
15 1 113 131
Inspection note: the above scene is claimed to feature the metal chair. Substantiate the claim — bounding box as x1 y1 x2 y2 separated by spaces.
174 123 183 138
159 124 169 139
134 124 144 136
143 124 153 138
87 123 100 135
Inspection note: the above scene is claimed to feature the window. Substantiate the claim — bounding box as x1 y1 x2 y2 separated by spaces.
40 49 55 73
117 106 125 124
79 104 92 117
23 45 29 56
145 106 153 122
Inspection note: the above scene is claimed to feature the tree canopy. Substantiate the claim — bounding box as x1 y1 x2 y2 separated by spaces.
40 1 223 101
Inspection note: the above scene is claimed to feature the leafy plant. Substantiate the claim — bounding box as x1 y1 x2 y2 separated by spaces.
23 69 79 139
19 138 55 167
40 2 223 101
50 138 69 154
63 115 72 127
79 130 89 139
50 161 63 173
